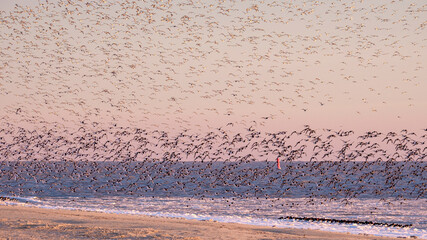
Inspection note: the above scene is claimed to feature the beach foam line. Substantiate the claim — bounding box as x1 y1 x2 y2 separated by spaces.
1 196 426 239
0 195 42 204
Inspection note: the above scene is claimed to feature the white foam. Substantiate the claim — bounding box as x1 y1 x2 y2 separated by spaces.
1 196 425 239
0 195 43 205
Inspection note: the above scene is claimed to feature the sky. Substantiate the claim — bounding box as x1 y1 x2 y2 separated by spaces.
0 0 426 134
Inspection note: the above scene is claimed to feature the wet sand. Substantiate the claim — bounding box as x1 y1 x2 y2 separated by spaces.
0 205 404 240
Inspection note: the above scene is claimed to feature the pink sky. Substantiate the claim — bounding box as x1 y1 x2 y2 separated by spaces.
0 0 426 134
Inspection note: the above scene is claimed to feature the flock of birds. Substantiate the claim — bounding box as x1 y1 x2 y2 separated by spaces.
0 123 425 204
0 0 425 131
0 0 426 226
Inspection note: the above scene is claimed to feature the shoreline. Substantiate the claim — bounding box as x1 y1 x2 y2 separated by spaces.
0 205 407 240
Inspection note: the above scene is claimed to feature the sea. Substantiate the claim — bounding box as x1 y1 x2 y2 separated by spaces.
1 160 426 238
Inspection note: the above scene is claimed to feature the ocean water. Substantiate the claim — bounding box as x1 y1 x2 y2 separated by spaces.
1 160 426 238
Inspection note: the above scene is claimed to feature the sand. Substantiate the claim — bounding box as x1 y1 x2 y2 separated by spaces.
0 205 405 240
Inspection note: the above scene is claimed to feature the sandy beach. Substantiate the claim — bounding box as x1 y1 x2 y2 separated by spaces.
0 205 406 240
